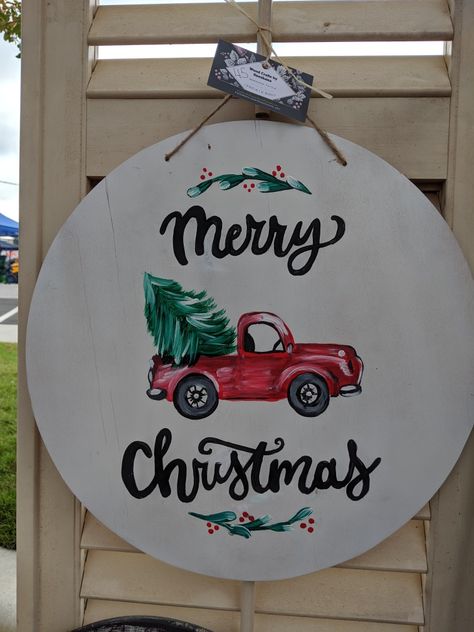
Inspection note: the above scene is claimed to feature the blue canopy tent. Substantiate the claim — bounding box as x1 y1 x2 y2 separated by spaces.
0 213 19 237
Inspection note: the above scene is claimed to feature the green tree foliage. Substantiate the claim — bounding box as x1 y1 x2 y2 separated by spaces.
144 273 236 365
0 0 21 57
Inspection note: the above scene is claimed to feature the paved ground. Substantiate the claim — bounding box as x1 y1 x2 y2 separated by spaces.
0 299 17 325
0 285 17 300
0 326 17 343
0 284 18 343
0 548 16 632
0 285 17 629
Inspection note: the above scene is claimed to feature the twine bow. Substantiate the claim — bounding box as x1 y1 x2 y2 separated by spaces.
224 0 333 99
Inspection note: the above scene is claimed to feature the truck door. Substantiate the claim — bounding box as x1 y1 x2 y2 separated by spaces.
238 322 289 399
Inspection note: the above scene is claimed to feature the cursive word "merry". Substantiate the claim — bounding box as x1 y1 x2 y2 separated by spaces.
159 206 346 276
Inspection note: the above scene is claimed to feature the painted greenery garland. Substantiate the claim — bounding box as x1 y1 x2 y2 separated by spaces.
187 167 312 198
189 507 315 539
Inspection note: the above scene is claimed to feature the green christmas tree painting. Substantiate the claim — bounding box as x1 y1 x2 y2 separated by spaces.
144 273 236 366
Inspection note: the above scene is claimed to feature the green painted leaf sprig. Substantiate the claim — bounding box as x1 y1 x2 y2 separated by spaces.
187 167 311 198
189 507 315 539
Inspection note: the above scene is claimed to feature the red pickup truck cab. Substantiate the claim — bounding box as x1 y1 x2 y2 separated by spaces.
147 312 363 419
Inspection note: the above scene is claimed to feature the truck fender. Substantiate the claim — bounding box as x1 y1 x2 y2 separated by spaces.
166 370 220 401
278 365 338 397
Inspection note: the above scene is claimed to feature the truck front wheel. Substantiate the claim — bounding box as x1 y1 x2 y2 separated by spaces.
173 375 218 420
288 373 329 417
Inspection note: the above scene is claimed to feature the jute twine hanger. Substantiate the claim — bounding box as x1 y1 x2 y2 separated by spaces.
165 0 347 166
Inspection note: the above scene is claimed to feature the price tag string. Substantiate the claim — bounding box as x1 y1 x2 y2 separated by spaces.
165 0 347 166
165 94 233 161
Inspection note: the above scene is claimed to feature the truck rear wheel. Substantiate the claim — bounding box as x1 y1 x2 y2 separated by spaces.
288 373 329 417
173 375 218 420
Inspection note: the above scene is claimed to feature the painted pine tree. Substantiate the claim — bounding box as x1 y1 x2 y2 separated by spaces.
144 273 236 365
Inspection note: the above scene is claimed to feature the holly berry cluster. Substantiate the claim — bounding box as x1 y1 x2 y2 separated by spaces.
299 517 316 534
206 522 220 535
271 165 286 178
199 167 214 180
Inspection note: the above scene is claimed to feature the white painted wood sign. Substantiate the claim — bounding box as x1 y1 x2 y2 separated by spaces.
27 121 474 581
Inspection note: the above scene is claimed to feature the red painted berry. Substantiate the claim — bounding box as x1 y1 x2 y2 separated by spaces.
208 529 214 534
203 167 207 172
249 515 255 521
280 172 285 178
208 172 213 177
272 170 277 176
308 527 314 534
300 523 306 529
239 517 245 522
309 518 315 524
214 525 220 531
243 183 247 188
243 511 249 517
248 189 251 192
250 183 255 188
200 175 205 180
276 165 281 171
207 522 212 527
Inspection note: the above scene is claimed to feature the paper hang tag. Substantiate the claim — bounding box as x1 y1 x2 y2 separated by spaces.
208 40 313 122
227 63 297 100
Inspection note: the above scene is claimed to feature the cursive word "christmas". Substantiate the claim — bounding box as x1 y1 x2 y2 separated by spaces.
121 429 381 503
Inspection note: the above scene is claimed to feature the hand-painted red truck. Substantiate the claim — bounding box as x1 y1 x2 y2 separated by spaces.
147 312 363 419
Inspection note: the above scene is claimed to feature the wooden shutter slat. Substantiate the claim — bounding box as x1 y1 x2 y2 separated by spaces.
84 602 240 630
84 599 420 632
81 513 137 552
256 568 424 624
81 512 426 573
87 57 451 100
339 520 427 573
86 97 449 180
89 1 453 46
81 550 241 609
81 551 423 624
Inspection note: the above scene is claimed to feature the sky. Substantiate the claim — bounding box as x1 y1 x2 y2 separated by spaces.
0 0 443 224
0 37 20 223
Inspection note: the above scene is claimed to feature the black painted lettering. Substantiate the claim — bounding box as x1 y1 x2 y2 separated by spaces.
159 207 346 276
121 430 381 503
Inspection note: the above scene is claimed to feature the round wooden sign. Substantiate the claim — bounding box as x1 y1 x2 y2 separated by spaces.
27 121 474 580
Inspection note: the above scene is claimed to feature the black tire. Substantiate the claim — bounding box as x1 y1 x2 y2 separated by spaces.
288 373 330 417
173 374 218 419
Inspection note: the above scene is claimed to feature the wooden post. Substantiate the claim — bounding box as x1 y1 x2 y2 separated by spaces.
240 580 257 632
255 0 273 118
18 1 97 630
426 1 474 627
